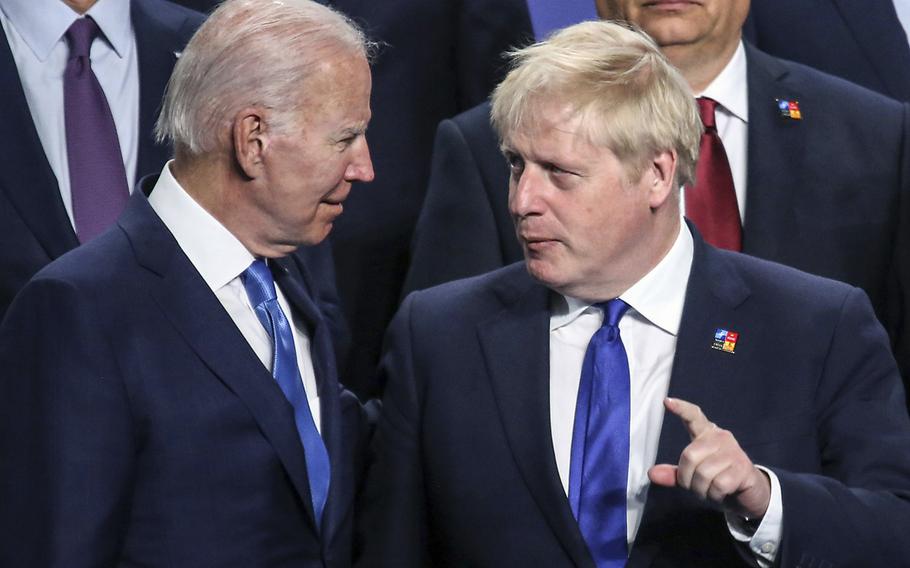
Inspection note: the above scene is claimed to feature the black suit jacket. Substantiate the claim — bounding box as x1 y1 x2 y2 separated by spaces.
324 0 533 396
745 0 910 102
360 231 910 567
0 0 203 319
405 43 910 396
0 189 374 567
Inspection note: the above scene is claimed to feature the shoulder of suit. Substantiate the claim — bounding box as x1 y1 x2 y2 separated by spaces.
710 246 858 308
133 0 206 34
452 100 495 131
748 42 904 112
26 229 135 301
404 262 533 316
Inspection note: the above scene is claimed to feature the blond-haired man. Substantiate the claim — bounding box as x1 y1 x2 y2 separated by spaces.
360 21 910 568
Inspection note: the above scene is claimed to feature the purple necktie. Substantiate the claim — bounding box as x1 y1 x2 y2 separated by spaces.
64 17 129 244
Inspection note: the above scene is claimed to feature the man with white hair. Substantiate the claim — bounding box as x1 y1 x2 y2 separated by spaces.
0 0 375 565
358 21 910 567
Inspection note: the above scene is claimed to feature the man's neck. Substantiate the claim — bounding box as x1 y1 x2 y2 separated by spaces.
62 0 99 15
663 36 741 94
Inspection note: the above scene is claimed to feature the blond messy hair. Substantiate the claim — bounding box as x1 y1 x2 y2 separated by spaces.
491 20 701 187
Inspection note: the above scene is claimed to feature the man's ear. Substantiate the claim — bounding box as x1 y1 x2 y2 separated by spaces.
646 149 678 210
232 107 268 180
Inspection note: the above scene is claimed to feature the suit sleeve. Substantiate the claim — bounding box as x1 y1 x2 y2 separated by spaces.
0 278 135 567
403 118 506 294
355 294 428 567
776 287 910 566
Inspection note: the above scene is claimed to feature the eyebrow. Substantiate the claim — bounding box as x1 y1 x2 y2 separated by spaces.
341 122 369 137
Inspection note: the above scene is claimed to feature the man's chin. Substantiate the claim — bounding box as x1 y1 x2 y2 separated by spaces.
525 258 566 290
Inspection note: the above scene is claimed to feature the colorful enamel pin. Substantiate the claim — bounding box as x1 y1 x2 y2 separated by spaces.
776 98 802 120
712 328 739 354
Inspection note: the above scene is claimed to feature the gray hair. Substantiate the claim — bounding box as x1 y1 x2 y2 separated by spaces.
155 0 372 156
491 20 701 187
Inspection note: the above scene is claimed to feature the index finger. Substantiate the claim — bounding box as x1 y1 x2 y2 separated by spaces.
664 397 713 439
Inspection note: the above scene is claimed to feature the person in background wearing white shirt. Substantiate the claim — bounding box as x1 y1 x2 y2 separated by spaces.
0 0 203 319
0 0 376 566
357 20 910 568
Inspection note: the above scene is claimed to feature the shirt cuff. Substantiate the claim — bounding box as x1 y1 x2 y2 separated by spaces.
725 465 783 567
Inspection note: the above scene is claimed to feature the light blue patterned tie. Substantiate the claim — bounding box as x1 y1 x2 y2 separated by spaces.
569 299 631 567
242 259 330 524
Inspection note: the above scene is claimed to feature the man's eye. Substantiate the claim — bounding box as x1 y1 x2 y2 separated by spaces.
547 163 572 176
505 153 524 172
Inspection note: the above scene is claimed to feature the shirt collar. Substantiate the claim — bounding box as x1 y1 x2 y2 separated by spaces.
148 161 256 292
551 220 694 336
698 41 748 124
0 0 132 61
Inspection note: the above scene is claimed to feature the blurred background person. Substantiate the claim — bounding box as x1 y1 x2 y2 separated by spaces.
0 0 203 318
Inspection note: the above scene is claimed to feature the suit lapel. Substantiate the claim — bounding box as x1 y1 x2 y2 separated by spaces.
630 231 751 566
831 0 910 101
0 31 78 259
118 190 320 534
131 0 193 182
742 44 804 260
273 256 347 544
477 275 595 567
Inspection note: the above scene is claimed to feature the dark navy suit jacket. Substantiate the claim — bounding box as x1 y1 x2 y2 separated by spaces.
0 189 374 567
0 0 203 320
360 230 910 567
324 0 534 396
405 43 910 396
745 0 910 102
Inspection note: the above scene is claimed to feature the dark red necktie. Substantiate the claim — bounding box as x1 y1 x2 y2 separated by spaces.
64 17 130 244
685 97 742 251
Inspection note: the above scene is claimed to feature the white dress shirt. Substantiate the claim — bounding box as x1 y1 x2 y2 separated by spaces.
0 0 140 226
148 161 321 431
681 42 749 223
894 0 910 42
549 221 781 565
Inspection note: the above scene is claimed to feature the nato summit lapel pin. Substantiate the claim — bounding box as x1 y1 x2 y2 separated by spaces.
776 98 802 120
712 328 739 354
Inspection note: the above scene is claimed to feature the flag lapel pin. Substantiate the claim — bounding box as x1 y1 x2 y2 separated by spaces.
712 328 739 354
776 98 802 120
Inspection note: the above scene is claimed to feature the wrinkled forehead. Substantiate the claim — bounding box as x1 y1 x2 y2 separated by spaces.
501 94 615 159
290 51 372 116
501 94 580 143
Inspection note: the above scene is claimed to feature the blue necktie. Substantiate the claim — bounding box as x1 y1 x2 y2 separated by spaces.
242 259 331 523
568 299 631 567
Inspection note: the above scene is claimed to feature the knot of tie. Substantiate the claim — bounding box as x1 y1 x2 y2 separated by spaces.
697 96 719 131
594 298 629 342
65 17 101 60
242 259 277 308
